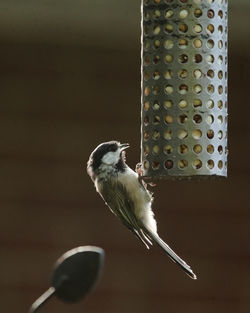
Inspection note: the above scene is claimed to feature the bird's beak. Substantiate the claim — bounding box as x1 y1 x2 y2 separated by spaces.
120 143 130 150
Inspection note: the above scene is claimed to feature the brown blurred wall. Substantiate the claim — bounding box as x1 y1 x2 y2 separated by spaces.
0 1 249 313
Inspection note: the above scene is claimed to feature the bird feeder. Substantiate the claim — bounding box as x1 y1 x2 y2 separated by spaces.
141 0 228 180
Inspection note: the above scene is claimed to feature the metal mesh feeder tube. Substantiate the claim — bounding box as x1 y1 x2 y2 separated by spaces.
141 0 228 180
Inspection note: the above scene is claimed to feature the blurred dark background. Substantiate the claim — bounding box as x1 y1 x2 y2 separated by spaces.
0 1 249 313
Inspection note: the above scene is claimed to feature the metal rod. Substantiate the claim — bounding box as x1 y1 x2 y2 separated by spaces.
28 287 56 313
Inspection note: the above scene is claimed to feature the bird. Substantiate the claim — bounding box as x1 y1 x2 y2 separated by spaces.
87 140 197 279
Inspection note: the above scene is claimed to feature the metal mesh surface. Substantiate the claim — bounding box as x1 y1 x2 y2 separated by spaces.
141 0 228 180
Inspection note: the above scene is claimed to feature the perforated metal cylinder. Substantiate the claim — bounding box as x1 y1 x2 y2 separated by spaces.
141 0 228 180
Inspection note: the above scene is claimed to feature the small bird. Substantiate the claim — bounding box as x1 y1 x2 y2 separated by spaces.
87 140 197 279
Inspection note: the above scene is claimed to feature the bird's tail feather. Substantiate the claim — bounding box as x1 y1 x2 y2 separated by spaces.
134 229 152 249
143 227 197 280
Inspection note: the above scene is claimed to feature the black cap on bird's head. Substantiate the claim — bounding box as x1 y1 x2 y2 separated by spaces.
87 141 129 180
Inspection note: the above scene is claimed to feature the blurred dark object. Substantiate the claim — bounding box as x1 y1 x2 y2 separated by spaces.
29 246 104 313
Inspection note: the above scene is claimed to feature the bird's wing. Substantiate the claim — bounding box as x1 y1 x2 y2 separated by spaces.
99 178 152 248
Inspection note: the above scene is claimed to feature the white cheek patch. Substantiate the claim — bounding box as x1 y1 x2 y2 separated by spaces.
102 150 120 165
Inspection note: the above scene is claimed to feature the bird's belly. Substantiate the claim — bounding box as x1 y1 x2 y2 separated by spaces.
118 169 152 219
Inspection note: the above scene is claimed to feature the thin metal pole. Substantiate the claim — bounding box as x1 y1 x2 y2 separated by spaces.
28 287 56 313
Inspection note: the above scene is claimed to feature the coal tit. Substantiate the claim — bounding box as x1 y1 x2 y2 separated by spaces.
87 140 197 279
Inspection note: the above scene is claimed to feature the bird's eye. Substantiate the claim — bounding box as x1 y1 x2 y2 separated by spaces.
108 144 117 152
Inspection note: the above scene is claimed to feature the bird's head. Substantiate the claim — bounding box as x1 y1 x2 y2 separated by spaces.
87 141 129 179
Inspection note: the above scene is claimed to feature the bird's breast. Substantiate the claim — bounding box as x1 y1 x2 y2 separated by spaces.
118 168 152 216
